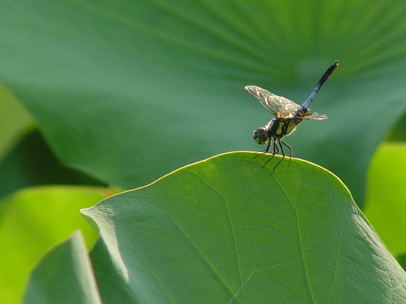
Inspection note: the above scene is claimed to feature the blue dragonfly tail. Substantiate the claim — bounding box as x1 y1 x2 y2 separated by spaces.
297 61 338 114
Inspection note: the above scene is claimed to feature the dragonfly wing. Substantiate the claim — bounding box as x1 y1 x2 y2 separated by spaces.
302 112 328 120
245 86 300 117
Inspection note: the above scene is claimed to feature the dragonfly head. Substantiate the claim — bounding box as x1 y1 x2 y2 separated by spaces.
253 127 267 145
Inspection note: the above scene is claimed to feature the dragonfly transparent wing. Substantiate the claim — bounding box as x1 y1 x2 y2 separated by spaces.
245 86 300 117
302 112 328 120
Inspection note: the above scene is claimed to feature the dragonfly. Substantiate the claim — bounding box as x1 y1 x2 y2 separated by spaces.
245 60 338 172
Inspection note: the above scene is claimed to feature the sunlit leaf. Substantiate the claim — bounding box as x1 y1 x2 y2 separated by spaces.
364 142 406 255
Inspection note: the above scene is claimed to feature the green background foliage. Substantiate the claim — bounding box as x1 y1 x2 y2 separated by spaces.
0 186 105 304
0 0 406 303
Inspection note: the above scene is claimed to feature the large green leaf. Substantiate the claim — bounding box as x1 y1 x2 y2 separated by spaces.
1 0 406 208
0 186 106 304
78 152 405 303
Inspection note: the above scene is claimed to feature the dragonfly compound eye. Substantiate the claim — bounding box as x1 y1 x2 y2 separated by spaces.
253 127 267 145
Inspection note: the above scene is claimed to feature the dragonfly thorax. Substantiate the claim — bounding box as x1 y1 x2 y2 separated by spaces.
267 117 302 140
253 117 302 145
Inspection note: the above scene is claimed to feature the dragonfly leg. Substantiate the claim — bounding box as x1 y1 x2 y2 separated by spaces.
280 140 292 158
272 139 287 173
254 139 272 158
264 139 278 167
274 141 280 155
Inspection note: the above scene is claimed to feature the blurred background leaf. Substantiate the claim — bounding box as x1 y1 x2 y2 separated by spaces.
0 84 33 160
0 129 105 198
397 252 406 271
0 0 406 207
0 186 107 304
